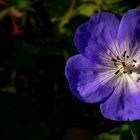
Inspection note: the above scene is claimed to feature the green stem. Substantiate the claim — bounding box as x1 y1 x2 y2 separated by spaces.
129 121 137 140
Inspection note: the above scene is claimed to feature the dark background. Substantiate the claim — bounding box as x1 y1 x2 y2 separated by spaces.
0 0 140 140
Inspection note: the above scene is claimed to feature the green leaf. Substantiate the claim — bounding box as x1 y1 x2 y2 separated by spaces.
77 4 96 17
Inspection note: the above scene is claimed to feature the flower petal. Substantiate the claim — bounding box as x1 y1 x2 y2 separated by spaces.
75 12 120 63
118 8 140 48
100 74 140 121
65 54 114 103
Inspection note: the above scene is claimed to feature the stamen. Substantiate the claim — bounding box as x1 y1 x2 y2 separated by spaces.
123 51 127 57
115 70 120 75
123 71 127 73
117 56 120 60
114 63 117 67
111 58 117 62
122 62 126 67
133 59 137 63
107 46 138 76
130 70 132 74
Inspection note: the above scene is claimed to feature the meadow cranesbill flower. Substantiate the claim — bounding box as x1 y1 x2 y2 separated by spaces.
65 8 140 121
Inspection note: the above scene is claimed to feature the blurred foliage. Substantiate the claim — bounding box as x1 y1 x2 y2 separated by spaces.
0 0 139 140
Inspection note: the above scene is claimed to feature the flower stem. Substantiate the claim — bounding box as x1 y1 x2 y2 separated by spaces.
129 121 137 140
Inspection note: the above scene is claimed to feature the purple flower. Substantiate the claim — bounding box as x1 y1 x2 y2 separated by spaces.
65 9 140 121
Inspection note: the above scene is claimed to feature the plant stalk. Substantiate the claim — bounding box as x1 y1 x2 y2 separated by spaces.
129 121 137 140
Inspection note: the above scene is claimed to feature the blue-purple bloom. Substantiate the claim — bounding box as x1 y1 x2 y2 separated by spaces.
65 9 140 121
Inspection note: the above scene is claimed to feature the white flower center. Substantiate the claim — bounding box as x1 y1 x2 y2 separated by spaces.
95 41 140 94
111 50 137 75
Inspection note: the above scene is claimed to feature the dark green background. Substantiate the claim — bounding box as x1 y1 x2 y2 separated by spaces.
0 0 139 139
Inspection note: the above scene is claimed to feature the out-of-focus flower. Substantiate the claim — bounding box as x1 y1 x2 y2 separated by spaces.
0 0 32 36
11 19 24 35
65 8 140 121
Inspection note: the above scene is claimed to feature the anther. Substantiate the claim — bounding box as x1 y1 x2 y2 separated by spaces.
123 71 127 73
130 70 132 74
111 58 117 62
117 56 120 60
114 63 117 67
123 51 127 57
122 62 126 67
133 59 137 63
115 70 120 75
127 55 129 58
